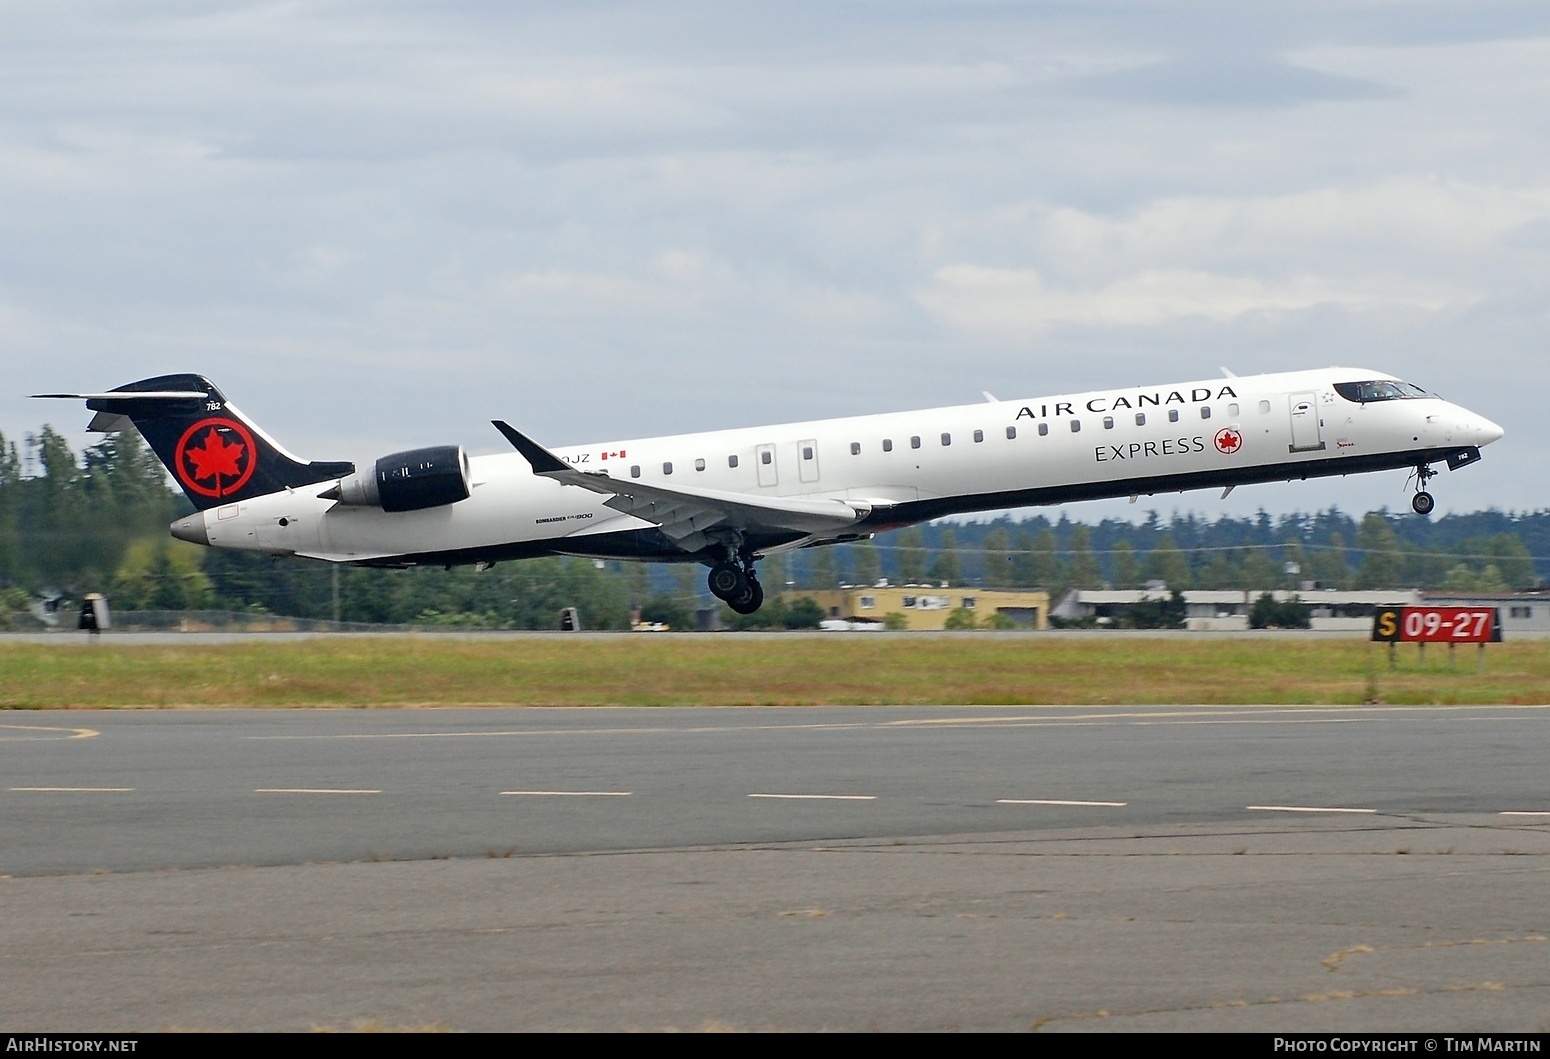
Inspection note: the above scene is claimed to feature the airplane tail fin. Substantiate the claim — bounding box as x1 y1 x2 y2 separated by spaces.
34 374 355 511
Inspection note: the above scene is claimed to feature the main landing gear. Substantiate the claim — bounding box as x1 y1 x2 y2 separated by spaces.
1411 464 1437 516
707 552 764 614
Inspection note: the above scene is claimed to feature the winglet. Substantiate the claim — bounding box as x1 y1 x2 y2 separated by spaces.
491 420 572 475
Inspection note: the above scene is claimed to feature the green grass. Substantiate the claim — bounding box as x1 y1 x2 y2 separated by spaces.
2 635 1548 708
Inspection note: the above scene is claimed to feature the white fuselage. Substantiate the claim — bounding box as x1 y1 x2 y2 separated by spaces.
190 367 1503 565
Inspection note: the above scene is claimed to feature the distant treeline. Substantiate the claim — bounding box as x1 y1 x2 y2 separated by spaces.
0 426 1543 628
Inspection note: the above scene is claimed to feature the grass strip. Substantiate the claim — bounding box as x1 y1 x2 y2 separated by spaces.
3 636 1548 708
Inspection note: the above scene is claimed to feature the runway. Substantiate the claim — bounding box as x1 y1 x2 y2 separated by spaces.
4 704 1549 1030
4 704 1549 875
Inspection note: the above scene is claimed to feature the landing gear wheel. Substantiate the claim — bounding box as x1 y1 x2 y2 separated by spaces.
728 577 764 615
1412 491 1435 516
708 563 747 602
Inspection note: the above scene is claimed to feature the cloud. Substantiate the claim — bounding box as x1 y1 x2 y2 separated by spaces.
918 265 1457 335
1076 53 1398 107
1 3 1549 519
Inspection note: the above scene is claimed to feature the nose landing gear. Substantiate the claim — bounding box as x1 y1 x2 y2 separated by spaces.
707 550 764 614
1410 464 1437 515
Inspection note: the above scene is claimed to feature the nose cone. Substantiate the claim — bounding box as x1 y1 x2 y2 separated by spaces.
170 512 209 546
1476 416 1505 446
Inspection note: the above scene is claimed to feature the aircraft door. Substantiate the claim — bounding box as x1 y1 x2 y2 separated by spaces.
1288 392 1325 452
755 443 778 487
797 439 820 484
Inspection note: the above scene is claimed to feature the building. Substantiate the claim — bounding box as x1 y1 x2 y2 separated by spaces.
1052 587 1423 631
798 584 1050 630
1421 591 1550 636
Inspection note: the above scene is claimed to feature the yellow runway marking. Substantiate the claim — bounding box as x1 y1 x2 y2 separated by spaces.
998 798 1127 807
0 724 99 742
10 786 131 792
254 788 380 795
242 705 1550 743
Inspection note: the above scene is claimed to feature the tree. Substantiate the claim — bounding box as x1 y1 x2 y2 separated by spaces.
1018 528 1064 590
1279 540 1306 588
943 607 978 630
1307 533 1352 589
1355 513 1404 589
1484 535 1537 590
895 526 926 584
1143 534 1191 591
1249 593 1310 629
1239 549 1282 591
1109 540 1139 590
782 597 823 629
851 540 882 587
981 527 1010 587
1066 525 1101 589
807 547 838 589
930 529 961 586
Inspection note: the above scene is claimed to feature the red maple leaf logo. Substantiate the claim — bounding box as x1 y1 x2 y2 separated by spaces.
185 427 246 484
1215 428 1242 454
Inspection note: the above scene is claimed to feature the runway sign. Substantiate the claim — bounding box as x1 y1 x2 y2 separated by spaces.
1371 607 1502 643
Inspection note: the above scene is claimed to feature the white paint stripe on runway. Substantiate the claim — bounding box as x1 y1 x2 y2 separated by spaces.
997 798 1127 807
1500 811 1550 817
254 788 380 795
501 790 632 797
1247 804 1377 814
748 793 876 801
9 786 131 792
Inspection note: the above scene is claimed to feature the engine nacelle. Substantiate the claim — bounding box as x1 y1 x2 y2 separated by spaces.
325 445 471 512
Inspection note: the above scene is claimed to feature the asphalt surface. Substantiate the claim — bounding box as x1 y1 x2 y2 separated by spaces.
4 704 1549 1031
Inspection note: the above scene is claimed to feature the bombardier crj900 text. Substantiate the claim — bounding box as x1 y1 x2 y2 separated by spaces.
37 369 1503 614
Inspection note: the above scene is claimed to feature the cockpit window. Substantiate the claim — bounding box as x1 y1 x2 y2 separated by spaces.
1334 380 1436 403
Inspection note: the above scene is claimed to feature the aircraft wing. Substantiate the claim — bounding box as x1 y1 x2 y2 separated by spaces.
491 421 870 551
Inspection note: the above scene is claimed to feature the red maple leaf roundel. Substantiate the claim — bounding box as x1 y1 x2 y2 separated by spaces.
173 417 258 498
1214 428 1244 455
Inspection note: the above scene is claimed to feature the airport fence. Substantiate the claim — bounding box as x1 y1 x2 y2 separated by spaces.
4 609 421 634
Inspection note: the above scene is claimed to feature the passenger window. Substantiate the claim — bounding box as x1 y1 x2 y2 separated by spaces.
1228 403 1240 417
1070 420 1081 433
1135 413 1146 426
883 439 893 452
941 433 951 446
911 436 921 449
663 462 673 474
728 455 739 468
850 442 860 455
1005 426 1016 439
1200 407 1211 420
630 465 641 478
973 429 984 443
1103 417 1114 429
802 446 814 460
695 458 706 471
1038 423 1049 436
761 451 772 465
1259 400 1271 414
1168 409 1179 423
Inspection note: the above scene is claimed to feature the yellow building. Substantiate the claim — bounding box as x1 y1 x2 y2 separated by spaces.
797 585 1050 631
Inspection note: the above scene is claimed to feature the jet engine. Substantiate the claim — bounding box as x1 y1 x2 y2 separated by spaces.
322 445 471 512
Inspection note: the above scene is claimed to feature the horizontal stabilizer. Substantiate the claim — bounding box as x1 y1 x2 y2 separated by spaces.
32 390 208 401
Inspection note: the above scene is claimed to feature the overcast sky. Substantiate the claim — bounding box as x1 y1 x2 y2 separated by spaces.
3 1 1548 522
